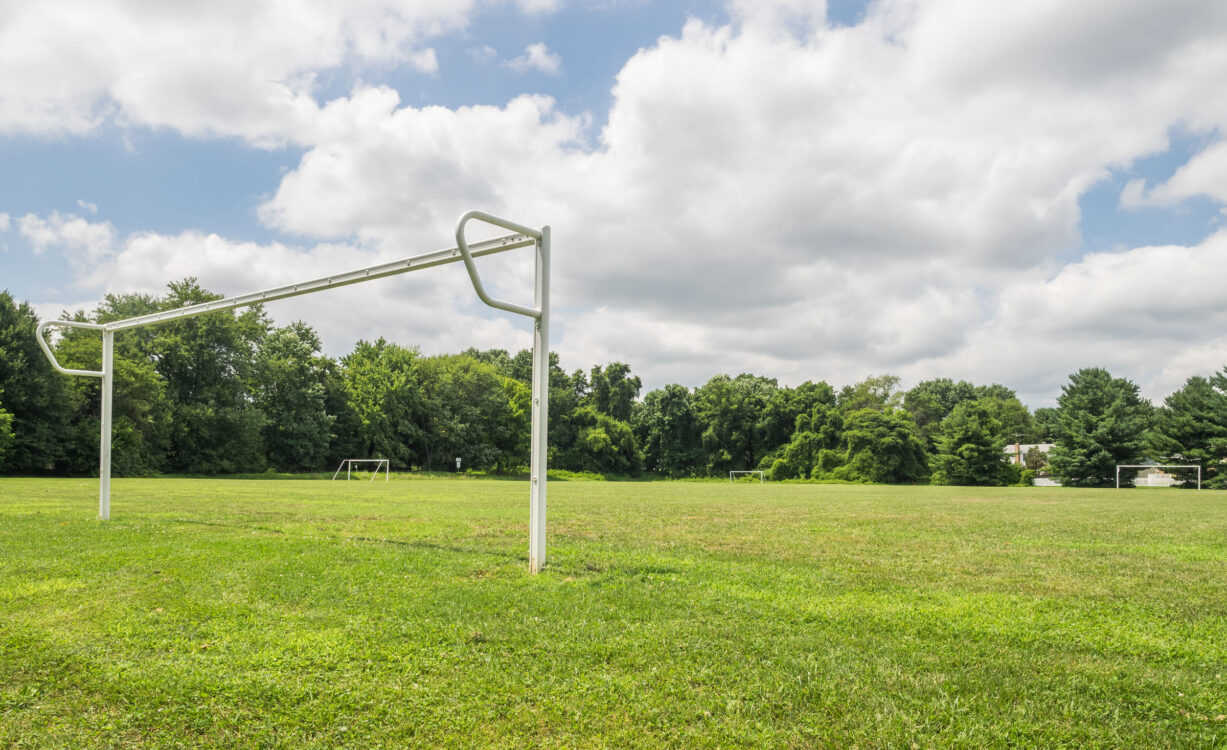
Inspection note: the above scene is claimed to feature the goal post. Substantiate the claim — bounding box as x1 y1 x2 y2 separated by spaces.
730 471 764 483
1115 464 1201 489
332 459 389 482
35 209 552 573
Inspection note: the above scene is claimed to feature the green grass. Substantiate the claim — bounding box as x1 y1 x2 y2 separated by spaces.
2 478 1225 748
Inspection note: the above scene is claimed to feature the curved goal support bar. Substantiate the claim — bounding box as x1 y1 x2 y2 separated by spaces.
35 320 106 377
455 210 543 319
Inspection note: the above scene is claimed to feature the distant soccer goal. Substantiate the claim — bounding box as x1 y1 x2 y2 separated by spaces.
730 471 764 483
332 458 390 482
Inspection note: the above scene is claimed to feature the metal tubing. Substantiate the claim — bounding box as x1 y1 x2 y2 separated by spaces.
528 226 550 573
100 331 113 520
455 212 542 319
104 233 534 332
35 320 106 377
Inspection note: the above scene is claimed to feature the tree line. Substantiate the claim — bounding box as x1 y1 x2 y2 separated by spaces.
2 283 1225 487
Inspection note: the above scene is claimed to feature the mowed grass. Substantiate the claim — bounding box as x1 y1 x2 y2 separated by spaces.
1 478 1225 748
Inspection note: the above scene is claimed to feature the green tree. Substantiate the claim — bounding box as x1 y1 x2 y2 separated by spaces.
838 374 902 414
339 338 425 469
0 291 74 474
53 294 174 476
930 399 1011 486
766 401 843 480
1148 373 1227 488
416 354 526 472
979 395 1035 446
460 347 514 377
153 280 269 474
556 405 641 474
635 384 702 477
254 321 336 472
1032 407 1059 441
589 362 641 423
834 408 928 484
0 397 13 462
1023 446 1049 471
1047 368 1149 487
756 380 837 462
903 378 978 448
694 373 779 475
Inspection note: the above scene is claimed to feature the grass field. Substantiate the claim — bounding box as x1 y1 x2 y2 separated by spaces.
2 477 1225 748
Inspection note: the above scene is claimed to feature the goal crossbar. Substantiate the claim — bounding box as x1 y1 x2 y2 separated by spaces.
35 210 552 573
1116 464 1201 490
332 458 390 482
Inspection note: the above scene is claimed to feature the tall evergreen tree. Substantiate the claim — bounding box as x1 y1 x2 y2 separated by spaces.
1148 373 1227 488
1032 407 1060 441
931 399 1011 486
1047 368 1149 487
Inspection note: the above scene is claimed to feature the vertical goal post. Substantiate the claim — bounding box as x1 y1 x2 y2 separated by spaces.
35 210 552 573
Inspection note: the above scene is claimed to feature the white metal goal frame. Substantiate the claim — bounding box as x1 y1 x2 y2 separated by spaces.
730 471 764 483
35 210 553 573
1116 464 1201 490
332 458 390 482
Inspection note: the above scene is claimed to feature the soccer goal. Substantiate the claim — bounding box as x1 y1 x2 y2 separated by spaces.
1115 464 1201 489
730 471 764 483
332 458 389 482
35 210 552 573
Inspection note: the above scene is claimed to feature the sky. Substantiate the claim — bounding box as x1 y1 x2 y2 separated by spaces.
2 0 1226 408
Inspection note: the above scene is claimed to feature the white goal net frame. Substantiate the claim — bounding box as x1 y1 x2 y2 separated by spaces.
332 459 390 482
730 471 764 483
35 210 552 573
1116 464 1201 490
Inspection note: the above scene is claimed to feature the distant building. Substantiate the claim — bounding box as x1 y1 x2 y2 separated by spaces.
1131 460 1184 487
1005 442 1054 465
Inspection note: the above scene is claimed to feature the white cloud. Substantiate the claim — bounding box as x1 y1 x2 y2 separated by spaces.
1120 138 1227 209
512 0 564 13
505 43 562 75
469 45 499 63
76 200 98 215
246 2 1226 395
0 213 9 232
18 212 118 270
258 88 586 241
922 230 1227 405
15 0 1227 406
0 0 483 142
